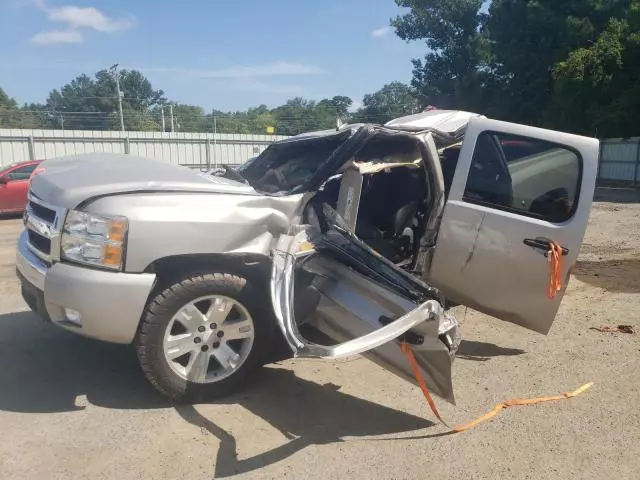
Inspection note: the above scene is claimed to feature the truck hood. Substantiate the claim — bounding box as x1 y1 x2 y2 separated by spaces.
30 153 257 208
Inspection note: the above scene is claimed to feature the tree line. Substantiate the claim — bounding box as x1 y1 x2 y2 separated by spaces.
0 73 419 136
2 0 638 138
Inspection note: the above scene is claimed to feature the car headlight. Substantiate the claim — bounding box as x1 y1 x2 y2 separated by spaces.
61 210 128 270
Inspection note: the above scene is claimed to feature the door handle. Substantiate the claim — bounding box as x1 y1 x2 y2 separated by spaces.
523 238 569 256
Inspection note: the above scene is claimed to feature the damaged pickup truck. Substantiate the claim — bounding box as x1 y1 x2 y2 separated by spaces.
16 110 599 403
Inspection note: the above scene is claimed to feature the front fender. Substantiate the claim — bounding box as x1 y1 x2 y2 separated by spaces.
81 191 307 272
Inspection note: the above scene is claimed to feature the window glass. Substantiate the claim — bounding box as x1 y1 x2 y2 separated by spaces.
5 164 37 181
464 132 581 223
240 131 350 194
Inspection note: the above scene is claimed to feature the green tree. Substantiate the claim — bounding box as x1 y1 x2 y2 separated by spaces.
392 0 489 110
550 3 640 137
0 88 43 128
246 105 277 134
46 69 165 130
165 103 208 132
317 96 353 118
354 82 419 124
272 98 335 135
0 88 18 127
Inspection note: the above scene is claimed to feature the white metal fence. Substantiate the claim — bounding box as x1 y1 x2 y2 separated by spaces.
0 129 288 170
599 137 640 187
2 128 639 187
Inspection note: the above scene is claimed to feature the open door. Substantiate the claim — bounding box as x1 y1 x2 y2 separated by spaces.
428 118 599 334
271 205 461 402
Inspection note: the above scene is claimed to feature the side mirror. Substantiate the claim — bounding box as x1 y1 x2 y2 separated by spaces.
0 177 7 184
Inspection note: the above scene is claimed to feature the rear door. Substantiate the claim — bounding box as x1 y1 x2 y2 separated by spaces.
428 118 599 334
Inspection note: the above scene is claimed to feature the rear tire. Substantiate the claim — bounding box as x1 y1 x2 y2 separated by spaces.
135 272 272 402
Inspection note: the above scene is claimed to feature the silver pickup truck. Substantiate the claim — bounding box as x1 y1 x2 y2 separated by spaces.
16 110 599 403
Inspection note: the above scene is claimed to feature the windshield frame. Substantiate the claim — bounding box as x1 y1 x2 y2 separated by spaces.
238 128 358 196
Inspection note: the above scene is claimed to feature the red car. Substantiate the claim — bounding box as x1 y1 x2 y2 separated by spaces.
0 160 43 214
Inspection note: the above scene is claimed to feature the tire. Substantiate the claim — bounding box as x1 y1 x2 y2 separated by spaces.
135 272 272 402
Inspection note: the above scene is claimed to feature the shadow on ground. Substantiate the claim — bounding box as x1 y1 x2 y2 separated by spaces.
0 311 432 477
575 258 640 293
177 368 432 478
456 340 526 362
0 213 24 221
594 186 640 203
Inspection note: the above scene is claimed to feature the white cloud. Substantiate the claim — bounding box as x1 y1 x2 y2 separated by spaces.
371 26 392 38
45 5 135 33
142 61 323 79
30 1 135 46
31 29 83 45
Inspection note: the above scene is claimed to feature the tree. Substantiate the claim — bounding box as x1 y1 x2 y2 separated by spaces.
549 3 640 137
354 82 419 124
317 96 353 118
271 98 335 135
0 88 17 109
164 103 208 132
392 0 489 110
45 69 166 130
0 88 42 128
0 88 18 128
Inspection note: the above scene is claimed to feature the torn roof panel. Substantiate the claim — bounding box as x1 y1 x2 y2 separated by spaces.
385 110 484 138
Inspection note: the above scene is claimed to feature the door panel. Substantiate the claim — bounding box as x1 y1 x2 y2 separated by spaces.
0 179 29 212
0 164 37 212
429 118 599 334
270 205 461 402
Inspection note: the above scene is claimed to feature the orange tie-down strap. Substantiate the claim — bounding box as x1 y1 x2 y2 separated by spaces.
400 342 593 433
547 241 565 300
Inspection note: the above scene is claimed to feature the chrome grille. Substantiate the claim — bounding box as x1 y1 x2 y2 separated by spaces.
24 192 66 263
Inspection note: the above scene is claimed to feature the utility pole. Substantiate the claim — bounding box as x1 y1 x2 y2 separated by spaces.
161 106 166 132
110 63 125 132
169 104 175 132
212 114 217 167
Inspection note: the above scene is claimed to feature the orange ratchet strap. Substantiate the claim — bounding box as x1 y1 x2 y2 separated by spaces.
400 342 593 433
547 241 565 299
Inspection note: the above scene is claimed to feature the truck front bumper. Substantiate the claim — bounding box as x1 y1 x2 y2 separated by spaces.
16 230 157 344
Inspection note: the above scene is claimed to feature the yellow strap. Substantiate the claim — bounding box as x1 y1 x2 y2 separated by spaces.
400 341 593 433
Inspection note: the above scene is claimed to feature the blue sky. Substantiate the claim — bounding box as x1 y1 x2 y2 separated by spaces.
0 0 431 111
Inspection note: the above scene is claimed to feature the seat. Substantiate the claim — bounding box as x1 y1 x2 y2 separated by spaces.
355 168 423 261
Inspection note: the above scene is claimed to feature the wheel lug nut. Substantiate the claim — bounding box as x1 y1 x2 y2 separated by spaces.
194 337 202 344
217 331 224 338
201 345 209 352
198 326 205 333
210 323 217 330
212 341 220 349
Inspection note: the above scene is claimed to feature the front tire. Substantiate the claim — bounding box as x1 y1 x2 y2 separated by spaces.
135 272 271 402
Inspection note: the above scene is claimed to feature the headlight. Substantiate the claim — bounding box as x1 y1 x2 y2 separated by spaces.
61 210 128 270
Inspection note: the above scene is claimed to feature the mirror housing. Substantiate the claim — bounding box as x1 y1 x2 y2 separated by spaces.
0 177 7 184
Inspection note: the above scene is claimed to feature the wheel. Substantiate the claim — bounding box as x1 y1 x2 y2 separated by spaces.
135 272 272 402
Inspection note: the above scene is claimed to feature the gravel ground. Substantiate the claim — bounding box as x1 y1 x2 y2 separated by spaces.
0 190 638 480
